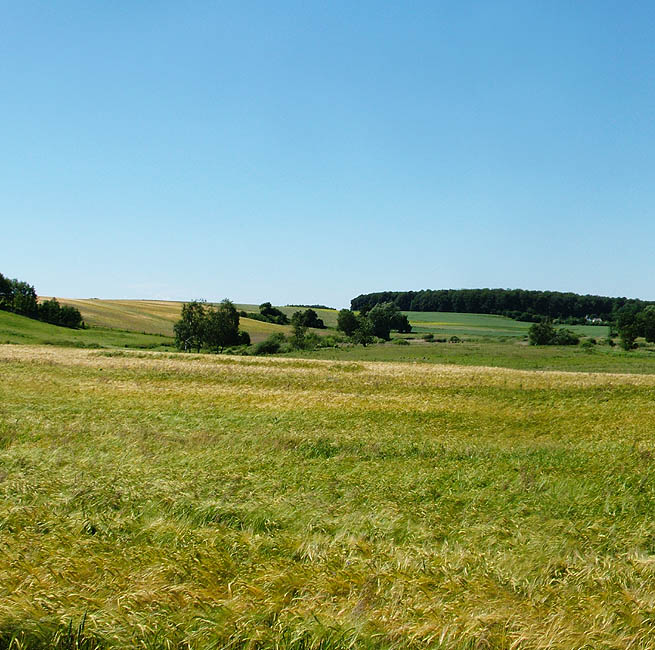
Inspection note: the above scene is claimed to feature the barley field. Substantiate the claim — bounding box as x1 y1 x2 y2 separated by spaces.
2 345 655 648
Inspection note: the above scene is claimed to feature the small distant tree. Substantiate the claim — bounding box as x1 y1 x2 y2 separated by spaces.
552 328 580 346
337 309 359 337
392 312 412 333
259 302 289 325
367 302 396 340
291 311 309 348
59 305 84 328
529 320 580 346
352 315 374 347
366 302 411 339
616 305 641 351
254 332 286 355
528 320 556 345
205 299 241 352
174 300 207 352
297 308 325 329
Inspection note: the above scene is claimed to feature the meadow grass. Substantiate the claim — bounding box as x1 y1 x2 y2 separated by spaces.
0 311 174 350
3 345 655 648
284 340 655 375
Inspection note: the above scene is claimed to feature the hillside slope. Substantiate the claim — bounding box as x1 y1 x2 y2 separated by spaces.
43 298 311 343
0 310 172 349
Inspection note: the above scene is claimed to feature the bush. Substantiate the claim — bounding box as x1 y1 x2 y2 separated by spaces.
529 320 580 346
317 334 345 347
553 328 580 346
449 336 461 343
528 320 556 345
303 332 322 350
422 333 434 341
392 338 409 345
337 309 359 336
259 302 289 325
253 333 286 355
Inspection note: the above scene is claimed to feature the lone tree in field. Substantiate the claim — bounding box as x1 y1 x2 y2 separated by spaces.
337 309 358 336
175 299 250 352
291 311 309 348
294 308 325 329
367 302 411 340
205 299 241 352
174 301 208 352
351 315 374 347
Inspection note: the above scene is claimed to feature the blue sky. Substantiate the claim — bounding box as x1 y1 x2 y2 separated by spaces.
2 1 655 308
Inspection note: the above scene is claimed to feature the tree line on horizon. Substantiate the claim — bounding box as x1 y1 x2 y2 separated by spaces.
0 272 83 329
351 288 654 323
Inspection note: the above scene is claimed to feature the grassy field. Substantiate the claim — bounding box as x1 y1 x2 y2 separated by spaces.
0 310 174 349
404 312 609 339
3 344 655 648
44 298 299 343
285 339 655 374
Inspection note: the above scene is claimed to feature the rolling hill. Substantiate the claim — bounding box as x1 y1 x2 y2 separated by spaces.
0 309 173 349
40 298 336 343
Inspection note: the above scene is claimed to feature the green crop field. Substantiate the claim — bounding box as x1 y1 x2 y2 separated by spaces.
0 310 174 350
3 345 655 648
403 311 609 339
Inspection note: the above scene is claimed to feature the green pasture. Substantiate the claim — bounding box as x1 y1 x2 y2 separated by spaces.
403 311 609 339
3 345 655 648
287 339 655 374
0 310 174 349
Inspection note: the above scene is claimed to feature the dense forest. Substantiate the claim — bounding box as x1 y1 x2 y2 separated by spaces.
351 289 654 323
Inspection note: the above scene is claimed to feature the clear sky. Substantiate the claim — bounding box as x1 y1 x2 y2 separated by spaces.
2 1 655 308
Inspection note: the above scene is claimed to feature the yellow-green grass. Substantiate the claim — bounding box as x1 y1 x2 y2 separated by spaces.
0 310 173 349
41 298 184 336
404 311 609 339
42 298 295 343
3 345 655 648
